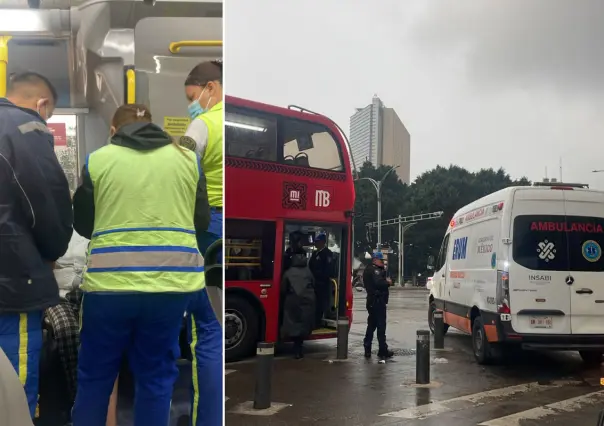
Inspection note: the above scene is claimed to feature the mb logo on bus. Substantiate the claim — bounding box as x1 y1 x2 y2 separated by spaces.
315 189 331 208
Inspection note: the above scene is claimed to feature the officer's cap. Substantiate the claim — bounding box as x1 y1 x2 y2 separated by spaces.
315 233 327 242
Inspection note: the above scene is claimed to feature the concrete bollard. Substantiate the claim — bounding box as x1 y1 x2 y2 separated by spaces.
434 310 445 349
253 342 274 410
336 318 349 360
416 330 430 385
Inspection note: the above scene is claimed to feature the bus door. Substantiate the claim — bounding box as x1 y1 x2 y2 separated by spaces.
282 223 347 335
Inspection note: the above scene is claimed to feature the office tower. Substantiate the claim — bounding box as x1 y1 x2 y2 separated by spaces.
349 95 410 184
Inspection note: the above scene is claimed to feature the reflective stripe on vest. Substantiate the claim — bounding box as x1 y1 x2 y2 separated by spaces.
84 145 205 293
197 101 223 207
87 245 204 273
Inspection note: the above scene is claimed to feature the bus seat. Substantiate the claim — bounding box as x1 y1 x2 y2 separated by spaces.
0 348 35 426
204 239 223 325
294 152 310 167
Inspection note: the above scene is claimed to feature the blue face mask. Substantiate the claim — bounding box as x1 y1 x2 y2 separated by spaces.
188 87 210 119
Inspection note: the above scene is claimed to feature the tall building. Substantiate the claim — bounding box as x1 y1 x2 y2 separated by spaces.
349 95 410 184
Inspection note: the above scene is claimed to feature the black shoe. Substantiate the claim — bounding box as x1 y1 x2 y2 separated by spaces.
364 347 372 358
378 349 394 359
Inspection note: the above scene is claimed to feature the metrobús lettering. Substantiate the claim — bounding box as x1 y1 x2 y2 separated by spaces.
530 221 604 233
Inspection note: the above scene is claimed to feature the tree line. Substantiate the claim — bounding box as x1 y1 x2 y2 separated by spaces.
353 162 530 278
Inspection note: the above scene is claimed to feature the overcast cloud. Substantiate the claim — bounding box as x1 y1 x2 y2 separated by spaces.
225 1 604 187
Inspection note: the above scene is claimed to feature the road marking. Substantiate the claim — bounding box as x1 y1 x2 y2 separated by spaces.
228 401 292 416
225 369 236 375
478 390 604 425
380 380 582 419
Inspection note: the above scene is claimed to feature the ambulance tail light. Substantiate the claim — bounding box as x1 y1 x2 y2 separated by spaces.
496 270 511 314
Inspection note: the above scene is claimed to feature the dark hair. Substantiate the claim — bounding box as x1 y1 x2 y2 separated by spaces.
8 71 58 104
111 104 152 130
184 60 223 87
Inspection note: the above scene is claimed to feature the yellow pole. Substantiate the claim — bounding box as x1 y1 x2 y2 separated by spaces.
0 36 11 98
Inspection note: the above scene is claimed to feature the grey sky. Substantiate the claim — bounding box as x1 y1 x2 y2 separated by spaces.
225 1 604 187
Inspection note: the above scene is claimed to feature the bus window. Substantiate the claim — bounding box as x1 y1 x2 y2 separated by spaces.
225 109 278 162
281 118 344 172
225 219 276 281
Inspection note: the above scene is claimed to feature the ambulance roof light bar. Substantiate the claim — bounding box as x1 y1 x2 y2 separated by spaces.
532 182 588 189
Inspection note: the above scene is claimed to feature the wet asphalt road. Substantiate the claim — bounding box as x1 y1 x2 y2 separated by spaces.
225 289 604 426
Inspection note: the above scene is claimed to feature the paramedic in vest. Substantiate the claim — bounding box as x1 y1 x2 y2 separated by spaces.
71 104 210 426
363 252 394 360
0 72 73 418
180 60 223 426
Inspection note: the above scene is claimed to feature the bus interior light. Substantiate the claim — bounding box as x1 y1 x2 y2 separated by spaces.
225 121 266 132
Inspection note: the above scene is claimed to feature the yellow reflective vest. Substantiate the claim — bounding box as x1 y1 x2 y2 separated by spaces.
196 101 223 207
82 142 205 293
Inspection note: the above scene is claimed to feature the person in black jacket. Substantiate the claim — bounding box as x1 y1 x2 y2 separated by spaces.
363 252 394 360
308 233 334 327
0 72 73 418
280 249 316 359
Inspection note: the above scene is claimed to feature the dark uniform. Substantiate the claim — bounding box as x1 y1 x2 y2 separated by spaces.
0 98 73 417
284 231 305 272
309 246 334 327
363 261 393 359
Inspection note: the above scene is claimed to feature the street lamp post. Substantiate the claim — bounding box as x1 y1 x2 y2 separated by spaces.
356 165 399 250
398 221 417 287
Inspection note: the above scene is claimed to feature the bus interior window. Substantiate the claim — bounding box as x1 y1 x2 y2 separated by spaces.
225 108 278 161
281 118 344 172
225 220 276 281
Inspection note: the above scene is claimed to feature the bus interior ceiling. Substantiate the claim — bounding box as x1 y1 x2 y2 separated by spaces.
2 0 222 170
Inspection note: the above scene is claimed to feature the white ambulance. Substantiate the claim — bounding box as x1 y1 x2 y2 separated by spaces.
428 182 604 365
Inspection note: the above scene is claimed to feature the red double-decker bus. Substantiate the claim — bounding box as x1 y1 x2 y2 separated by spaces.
225 96 355 362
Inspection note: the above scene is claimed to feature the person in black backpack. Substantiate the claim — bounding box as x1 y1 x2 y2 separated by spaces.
363 252 394 360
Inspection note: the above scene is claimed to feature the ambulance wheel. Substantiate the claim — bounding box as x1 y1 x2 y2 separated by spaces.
472 316 499 365
428 301 449 335
225 295 259 362
579 351 603 366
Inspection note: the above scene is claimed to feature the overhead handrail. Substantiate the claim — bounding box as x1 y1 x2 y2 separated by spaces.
169 40 222 54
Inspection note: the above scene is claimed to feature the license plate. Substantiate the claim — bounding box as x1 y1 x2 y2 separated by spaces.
530 316 553 329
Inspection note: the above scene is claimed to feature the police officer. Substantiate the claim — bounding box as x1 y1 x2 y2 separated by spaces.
284 231 305 271
308 233 334 327
363 252 394 360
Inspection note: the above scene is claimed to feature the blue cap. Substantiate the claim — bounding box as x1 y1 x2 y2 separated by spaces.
315 233 327 242
373 251 384 260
